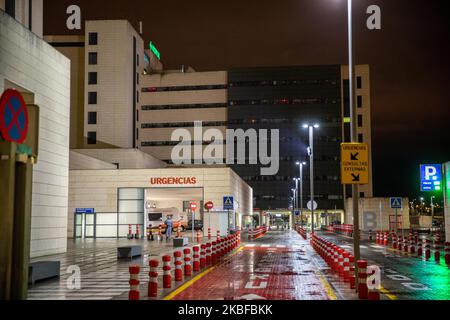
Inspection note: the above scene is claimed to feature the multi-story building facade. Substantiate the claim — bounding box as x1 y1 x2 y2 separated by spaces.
139 69 227 163
1 1 71 257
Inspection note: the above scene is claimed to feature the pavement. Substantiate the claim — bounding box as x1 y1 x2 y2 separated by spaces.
26 229 449 300
316 230 450 300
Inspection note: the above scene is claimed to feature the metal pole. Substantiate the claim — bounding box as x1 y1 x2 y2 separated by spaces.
431 196 434 223
300 164 303 227
347 0 361 292
192 208 195 240
309 126 315 233
394 208 398 235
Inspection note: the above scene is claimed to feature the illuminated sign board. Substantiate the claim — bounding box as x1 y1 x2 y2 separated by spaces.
149 41 161 60
420 164 442 191
150 177 197 185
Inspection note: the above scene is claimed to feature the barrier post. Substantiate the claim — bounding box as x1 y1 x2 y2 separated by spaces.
193 245 200 272
162 255 172 288
417 241 423 257
148 260 158 298
208 228 211 240
217 230 221 240
210 241 216 264
357 260 368 299
128 265 140 300
127 224 133 239
425 240 431 261
445 242 450 265
174 251 183 282
434 241 441 263
367 267 380 300
135 224 140 239
343 251 350 282
183 248 192 276
200 244 206 268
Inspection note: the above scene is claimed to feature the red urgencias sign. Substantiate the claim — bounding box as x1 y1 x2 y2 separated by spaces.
150 177 197 185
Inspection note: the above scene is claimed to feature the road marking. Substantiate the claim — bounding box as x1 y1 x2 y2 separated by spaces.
261 244 270 247
315 270 338 300
163 246 244 300
245 244 256 247
379 285 398 300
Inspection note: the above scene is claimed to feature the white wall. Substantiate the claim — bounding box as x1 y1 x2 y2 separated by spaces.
345 197 410 231
68 167 253 238
0 11 71 257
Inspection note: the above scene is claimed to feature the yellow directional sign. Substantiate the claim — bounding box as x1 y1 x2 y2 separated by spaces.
341 143 369 185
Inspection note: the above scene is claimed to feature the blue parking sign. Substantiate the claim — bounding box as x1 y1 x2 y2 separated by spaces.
420 164 442 192
223 196 234 210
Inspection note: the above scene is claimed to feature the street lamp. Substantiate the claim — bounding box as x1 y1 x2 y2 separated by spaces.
303 124 319 233
431 196 435 221
296 161 307 227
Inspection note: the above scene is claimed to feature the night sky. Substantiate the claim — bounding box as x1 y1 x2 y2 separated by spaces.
43 0 450 199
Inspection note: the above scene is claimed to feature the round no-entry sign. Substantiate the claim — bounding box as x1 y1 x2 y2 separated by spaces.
204 201 214 210
190 202 197 211
0 89 28 143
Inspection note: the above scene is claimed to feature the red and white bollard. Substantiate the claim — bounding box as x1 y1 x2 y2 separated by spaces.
349 255 355 289
434 241 441 263
193 245 200 272
445 242 450 265
357 260 368 300
217 230 221 240
367 267 380 300
200 244 206 268
127 224 133 239
135 224 140 239
343 251 350 282
398 235 403 251
368 230 373 241
403 237 408 253
417 240 423 257
383 232 388 246
210 241 216 264
409 236 415 254
148 259 158 297
425 240 431 261
162 255 172 288
208 228 211 240
392 233 397 249
173 251 183 282
128 265 140 300
196 230 201 243
183 248 192 276
338 249 345 278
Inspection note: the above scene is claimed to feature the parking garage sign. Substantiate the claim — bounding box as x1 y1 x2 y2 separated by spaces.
420 164 442 191
223 196 234 210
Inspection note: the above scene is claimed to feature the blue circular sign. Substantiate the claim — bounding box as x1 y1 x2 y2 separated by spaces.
0 89 28 143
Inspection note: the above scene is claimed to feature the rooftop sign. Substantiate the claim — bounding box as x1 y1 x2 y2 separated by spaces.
149 41 161 60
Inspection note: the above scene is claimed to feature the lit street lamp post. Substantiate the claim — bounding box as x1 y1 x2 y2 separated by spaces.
303 124 319 233
296 162 306 227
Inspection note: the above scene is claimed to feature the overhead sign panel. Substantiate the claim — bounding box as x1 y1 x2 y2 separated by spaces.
340 143 369 185
420 164 442 191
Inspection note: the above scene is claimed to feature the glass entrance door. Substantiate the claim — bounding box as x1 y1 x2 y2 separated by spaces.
74 212 96 238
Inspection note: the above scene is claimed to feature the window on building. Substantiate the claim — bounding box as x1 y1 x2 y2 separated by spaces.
88 92 97 104
88 72 97 85
136 73 139 85
136 128 139 141
5 0 15 18
357 76 362 89
358 114 363 127
88 52 98 65
87 112 97 124
87 131 97 145
88 32 98 45
358 133 363 142
357 95 363 108
136 110 139 122
136 91 139 103
137 54 140 66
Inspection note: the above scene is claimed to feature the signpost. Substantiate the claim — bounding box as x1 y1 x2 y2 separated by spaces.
420 164 442 192
340 142 370 292
190 202 197 240
204 201 214 238
390 198 402 234
340 143 369 185
223 196 234 231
